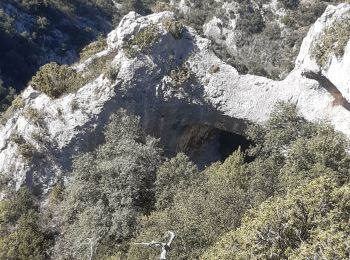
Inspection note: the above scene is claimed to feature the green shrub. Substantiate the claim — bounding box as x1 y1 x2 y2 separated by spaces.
237 4 265 34
9 131 23 145
123 24 159 57
163 19 184 39
150 1 171 12
18 142 36 160
0 95 25 125
31 130 47 144
311 17 350 67
9 131 38 160
169 66 192 87
0 80 17 113
54 110 162 259
49 183 65 205
281 15 294 27
0 174 10 189
0 188 48 260
11 95 25 109
84 52 117 81
23 107 42 123
31 62 84 98
202 177 350 260
154 153 199 210
128 151 249 260
79 37 107 60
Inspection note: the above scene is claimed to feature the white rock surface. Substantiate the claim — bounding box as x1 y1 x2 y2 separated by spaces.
0 4 350 191
296 4 350 101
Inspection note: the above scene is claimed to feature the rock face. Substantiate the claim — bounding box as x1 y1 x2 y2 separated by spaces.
0 4 350 192
296 3 350 102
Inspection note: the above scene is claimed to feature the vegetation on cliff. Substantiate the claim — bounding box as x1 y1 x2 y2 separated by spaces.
1 103 349 259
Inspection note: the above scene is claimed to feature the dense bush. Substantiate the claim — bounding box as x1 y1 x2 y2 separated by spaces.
203 177 350 259
201 103 350 259
54 110 162 259
84 52 118 82
169 66 192 87
174 0 220 31
2 102 350 259
154 153 198 210
79 36 107 60
123 24 159 57
237 4 265 34
0 78 16 112
163 19 184 39
311 17 350 67
31 62 84 98
0 95 25 125
128 150 249 260
128 103 350 259
0 188 50 260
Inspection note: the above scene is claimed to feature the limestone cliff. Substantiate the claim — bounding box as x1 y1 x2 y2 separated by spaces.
0 4 349 192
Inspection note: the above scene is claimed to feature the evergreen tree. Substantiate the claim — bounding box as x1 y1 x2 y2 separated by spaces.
54 110 162 259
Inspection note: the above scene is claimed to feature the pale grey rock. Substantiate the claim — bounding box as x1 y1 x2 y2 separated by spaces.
296 4 350 102
0 4 350 192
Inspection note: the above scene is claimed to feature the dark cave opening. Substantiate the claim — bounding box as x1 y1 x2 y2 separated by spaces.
176 124 252 168
219 130 251 161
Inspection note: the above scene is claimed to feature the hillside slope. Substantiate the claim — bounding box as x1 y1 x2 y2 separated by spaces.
0 3 349 193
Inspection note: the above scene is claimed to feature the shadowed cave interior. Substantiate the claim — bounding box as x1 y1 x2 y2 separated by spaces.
176 124 252 168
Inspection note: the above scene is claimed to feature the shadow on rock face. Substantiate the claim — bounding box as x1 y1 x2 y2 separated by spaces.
113 64 251 168
303 70 350 111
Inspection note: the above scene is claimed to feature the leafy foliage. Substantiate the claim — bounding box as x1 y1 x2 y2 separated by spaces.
79 36 107 60
163 19 184 39
169 66 192 87
203 177 350 259
278 0 300 9
54 110 162 259
31 62 84 98
0 188 49 260
154 153 198 210
128 150 250 259
2 102 350 259
311 14 350 67
237 3 265 34
0 94 25 125
123 24 159 57
0 78 16 112
201 103 350 259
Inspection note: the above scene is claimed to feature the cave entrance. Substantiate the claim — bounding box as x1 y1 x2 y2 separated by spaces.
219 130 251 161
176 124 251 168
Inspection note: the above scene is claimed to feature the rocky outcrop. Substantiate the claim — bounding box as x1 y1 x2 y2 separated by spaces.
0 4 350 192
296 3 350 102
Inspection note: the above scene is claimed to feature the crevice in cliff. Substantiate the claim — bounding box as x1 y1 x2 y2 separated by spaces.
303 70 350 110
